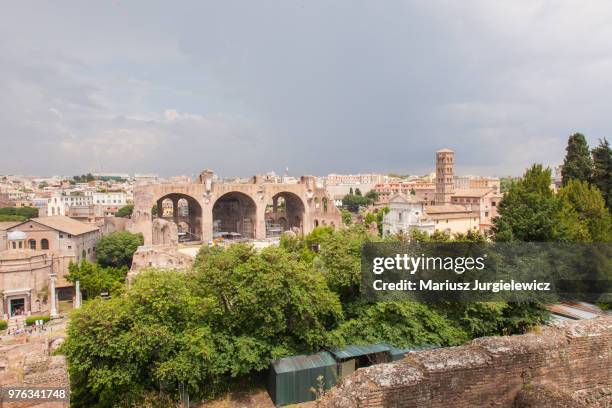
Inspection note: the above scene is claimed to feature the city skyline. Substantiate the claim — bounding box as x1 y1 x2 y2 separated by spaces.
2 1 612 176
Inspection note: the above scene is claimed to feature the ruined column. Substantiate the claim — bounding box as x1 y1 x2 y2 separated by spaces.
172 197 179 225
75 280 82 309
49 273 58 318
255 199 267 240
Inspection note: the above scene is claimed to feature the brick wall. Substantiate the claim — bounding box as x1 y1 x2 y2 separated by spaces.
319 316 611 407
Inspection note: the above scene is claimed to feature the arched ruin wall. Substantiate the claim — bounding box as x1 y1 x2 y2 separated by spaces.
132 179 342 244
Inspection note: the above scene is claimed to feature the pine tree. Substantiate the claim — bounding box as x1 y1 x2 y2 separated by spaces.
561 133 593 185
591 138 612 210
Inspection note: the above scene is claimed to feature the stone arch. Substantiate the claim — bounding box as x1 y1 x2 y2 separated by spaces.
213 191 258 239
322 197 328 212
154 193 203 242
177 198 189 217
159 198 174 218
265 192 305 237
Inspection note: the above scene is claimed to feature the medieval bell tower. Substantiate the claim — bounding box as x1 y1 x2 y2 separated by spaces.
435 148 455 205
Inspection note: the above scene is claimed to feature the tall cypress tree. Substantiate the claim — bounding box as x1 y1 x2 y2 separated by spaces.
561 133 593 186
591 138 612 210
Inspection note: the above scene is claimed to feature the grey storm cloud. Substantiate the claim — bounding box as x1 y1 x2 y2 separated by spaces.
2 0 612 177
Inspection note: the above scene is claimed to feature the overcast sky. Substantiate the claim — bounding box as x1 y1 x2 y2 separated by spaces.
1 1 612 178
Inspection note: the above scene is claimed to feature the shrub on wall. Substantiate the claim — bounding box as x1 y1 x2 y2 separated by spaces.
25 315 50 326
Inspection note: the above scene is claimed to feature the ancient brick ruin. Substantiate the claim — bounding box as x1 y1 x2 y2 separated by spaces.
319 316 611 408
129 170 341 245
0 319 68 407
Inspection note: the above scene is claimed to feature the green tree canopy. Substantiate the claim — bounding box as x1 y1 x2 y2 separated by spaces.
365 189 379 203
61 270 219 407
591 138 612 210
333 301 468 348
66 260 128 299
341 208 352 225
191 244 343 354
562 133 593 185
72 173 95 183
557 179 612 242
0 214 26 222
492 164 577 242
114 204 134 218
341 193 369 212
95 231 143 268
314 225 373 303
0 206 39 219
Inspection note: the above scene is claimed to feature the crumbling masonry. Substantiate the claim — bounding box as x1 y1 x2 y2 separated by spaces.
319 316 612 408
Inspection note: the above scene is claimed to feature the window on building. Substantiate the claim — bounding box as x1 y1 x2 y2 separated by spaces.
82 250 86 258
28 239 36 249
59 234 64 238
68 234 72 238
12 242 16 249
41 239 49 250
68 245 72 249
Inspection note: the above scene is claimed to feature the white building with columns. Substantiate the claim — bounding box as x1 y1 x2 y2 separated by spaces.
382 194 435 236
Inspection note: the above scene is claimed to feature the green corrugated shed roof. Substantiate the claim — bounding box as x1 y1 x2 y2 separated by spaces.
329 344 390 360
271 351 336 374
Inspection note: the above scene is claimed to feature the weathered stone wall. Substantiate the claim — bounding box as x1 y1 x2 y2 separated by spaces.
319 317 612 408
129 244 194 275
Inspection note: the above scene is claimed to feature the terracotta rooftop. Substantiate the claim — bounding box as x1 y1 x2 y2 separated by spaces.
0 221 21 231
452 188 497 198
15 216 100 236
425 204 472 214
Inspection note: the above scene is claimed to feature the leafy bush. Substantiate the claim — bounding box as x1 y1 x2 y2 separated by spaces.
96 231 144 268
0 320 7 330
67 260 128 299
25 315 50 326
0 214 26 222
332 301 468 347
0 206 39 219
115 204 134 218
